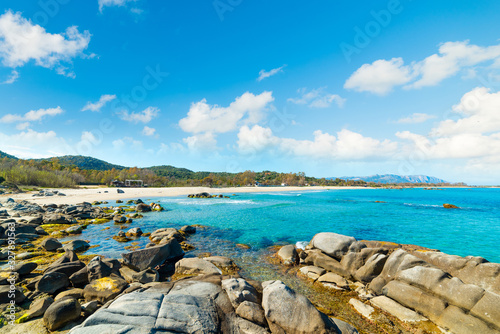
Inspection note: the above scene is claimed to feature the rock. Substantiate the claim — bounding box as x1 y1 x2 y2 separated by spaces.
87 257 121 282
222 278 259 309
117 189 124 193
180 225 196 234
470 291 500 329
119 266 159 284
136 203 151 212
43 297 81 331
309 232 357 260
262 280 338 334
83 276 128 303
65 225 83 234
63 240 90 252
44 261 85 278
50 250 79 267
234 317 270 334
236 301 267 326
353 253 388 283
24 296 54 320
69 267 89 287
55 288 84 301
439 305 497 334
81 301 99 315
304 249 349 277
318 272 350 289
277 245 298 265
13 262 37 275
36 272 69 294
0 285 26 304
43 213 76 225
370 296 427 323
35 226 49 235
122 239 184 271
125 227 142 237
299 266 326 280
149 227 184 243
175 257 222 276
41 238 63 251
113 215 126 224
349 298 374 320
330 318 360 334
443 203 459 209
204 256 235 269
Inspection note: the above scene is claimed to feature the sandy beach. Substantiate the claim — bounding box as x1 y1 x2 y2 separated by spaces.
3 186 368 205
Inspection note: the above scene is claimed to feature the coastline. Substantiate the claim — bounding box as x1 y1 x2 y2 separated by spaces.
4 185 369 205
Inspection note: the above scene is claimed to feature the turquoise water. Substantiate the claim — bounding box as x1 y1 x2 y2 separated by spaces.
71 188 500 263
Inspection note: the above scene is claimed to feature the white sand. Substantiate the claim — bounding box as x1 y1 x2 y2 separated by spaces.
3 186 367 205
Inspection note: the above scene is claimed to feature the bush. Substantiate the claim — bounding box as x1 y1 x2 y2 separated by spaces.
0 176 4 184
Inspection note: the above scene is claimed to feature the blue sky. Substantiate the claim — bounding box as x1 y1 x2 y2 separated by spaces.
1 0 500 184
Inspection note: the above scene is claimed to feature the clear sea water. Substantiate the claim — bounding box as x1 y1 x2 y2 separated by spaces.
71 188 500 264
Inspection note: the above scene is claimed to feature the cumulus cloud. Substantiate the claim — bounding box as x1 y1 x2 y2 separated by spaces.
82 94 116 112
257 65 286 81
344 58 413 95
345 41 500 95
112 136 143 150
397 87 500 168
142 126 156 136
288 87 346 108
0 129 69 158
237 125 397 160
396 113 436 124
118 106 159 123
0 11 91 77
0 106 63 124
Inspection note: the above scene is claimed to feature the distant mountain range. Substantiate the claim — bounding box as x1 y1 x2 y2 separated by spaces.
39 155 126 171
0 150 18 160
338 174 447 184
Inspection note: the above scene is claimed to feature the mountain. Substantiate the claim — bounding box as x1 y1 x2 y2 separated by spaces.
339 174 448 184
0 150 17 160
40 155 126 171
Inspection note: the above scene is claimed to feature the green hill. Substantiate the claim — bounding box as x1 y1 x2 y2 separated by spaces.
149 165 196 179
42 155 126 171
0 150 18 160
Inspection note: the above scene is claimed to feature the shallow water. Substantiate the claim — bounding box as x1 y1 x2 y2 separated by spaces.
67 188 500 263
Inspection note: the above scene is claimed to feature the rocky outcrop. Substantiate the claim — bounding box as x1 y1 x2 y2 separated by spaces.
121 238 184 271
43 297 81 331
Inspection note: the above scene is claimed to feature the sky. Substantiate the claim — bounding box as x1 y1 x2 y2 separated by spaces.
1 1 500 184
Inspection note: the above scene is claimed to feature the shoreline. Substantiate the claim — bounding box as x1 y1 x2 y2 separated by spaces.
4 185 369 205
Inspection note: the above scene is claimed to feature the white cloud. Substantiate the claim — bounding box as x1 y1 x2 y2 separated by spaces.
288 87 346 108
257 65 286 81
2 69 18 84
0 106 63 123
142 126 156 136
237 125 397 160
0 11 91 77
15 122 30 130
98 0 138 12
183 132 218 151
396 113 436 124
344 58 413 95
82 94 116 112
179 91 274 134
118 106 159 123
0 129 69 158
345 41 500 95
397 87 500 166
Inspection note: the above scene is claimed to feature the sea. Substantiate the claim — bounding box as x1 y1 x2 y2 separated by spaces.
70 187 500 268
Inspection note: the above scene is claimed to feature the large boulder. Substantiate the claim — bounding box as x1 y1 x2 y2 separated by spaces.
136 203 151 212
353 253 388 283
175 258 222 276
43 213 76 225
304 249 349 277
221 278 259 309
41 237 63 251
23 296 54 321
87 257 121 282
83 276 128 303
122 238 184 271
63 240 90 252
43 297 81 331
119 266 159 284
44 261 86 278
278 245 299 265
36 272 69 295
13 262 37 276
149 228 184 243
0 285 25 304
236 301 267 327
309 232 356 260
262 280 339 334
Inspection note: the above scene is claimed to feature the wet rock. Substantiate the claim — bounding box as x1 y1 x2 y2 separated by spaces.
443 203 459 209
112 215 126 224
43 297 81 331
180 225 196 234
136 203 151 212
43 213 76 225
65 225 83 234
125 227 142 237
13 262 37 276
